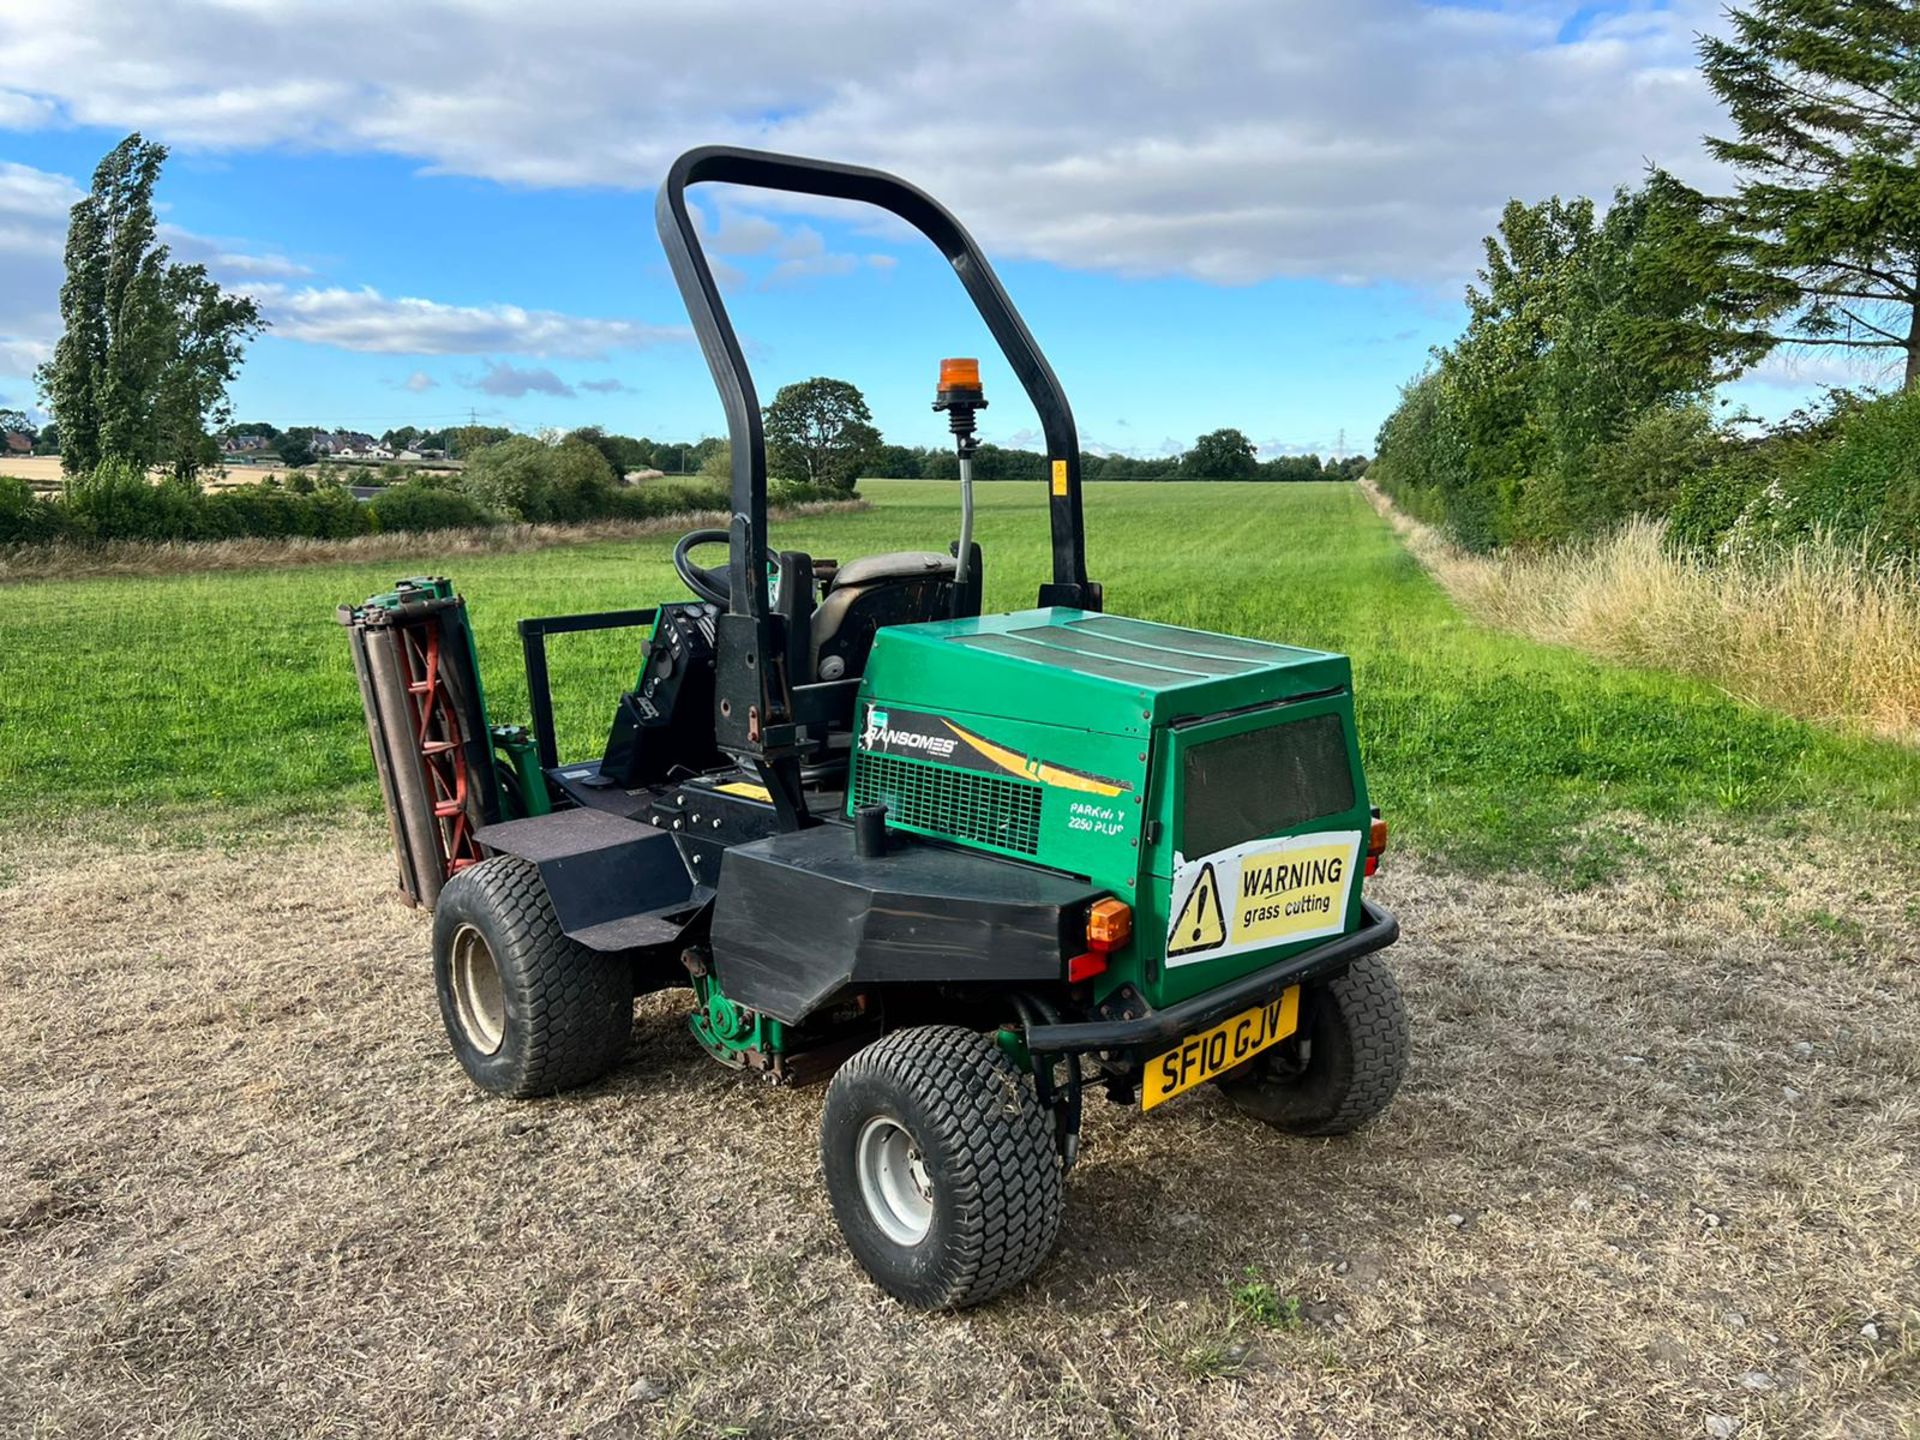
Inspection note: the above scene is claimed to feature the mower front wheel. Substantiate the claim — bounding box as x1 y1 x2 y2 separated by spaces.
821 1025 1064 1310
1218 953 1408 1136
431 856 632 1098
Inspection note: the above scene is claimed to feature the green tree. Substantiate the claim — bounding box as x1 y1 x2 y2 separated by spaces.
151 263 263 479
1699 0 1920 386
549 438 616 519
1183 427 1260 479
38 134 263 477
32 420 59 455
874 443 923 478
565 425 653 477
447 424 512 458
0 409 32 440
460 435 552 519
762 377 881 492
273 432 315 469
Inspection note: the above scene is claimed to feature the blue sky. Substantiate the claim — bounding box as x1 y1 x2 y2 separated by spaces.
0 0 1884 458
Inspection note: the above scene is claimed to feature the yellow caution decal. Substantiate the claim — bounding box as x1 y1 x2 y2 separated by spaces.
941 720 1129 797
1166 862 1226 957
712 780 773 803
1051 459 1069 496
1165 829 1362 967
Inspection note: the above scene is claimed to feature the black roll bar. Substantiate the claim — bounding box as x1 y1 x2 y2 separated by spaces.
655 146 1101 619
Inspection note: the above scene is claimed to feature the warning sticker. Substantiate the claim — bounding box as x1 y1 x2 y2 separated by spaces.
1165 829 1361 967
1166 862 1226 957
1050 459 1068 497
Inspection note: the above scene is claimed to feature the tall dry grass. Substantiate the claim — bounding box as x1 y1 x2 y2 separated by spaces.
1362 480 1920 745
0 499 866 585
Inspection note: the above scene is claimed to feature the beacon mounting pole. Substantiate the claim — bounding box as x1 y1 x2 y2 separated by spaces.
933 356 986 616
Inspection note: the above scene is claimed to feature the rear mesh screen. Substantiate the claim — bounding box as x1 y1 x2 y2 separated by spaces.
1182 713 1354 858
854 752 1044 856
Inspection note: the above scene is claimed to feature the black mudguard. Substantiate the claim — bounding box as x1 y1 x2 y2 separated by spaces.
474 808 701 953
709 826 1105 1025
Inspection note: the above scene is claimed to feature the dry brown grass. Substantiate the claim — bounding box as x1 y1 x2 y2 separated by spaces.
0 501 867 586
3 819 1915 1438
1361 482 1920 747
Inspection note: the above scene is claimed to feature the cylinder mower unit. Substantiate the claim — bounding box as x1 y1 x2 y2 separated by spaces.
337 578 500 907
340 145 1406 1315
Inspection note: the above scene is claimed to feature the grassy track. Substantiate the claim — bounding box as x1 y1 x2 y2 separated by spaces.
3 480 1915 874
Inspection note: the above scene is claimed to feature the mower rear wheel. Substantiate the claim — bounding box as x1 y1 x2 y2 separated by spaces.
431 856 632 1098
1218 953 1408 1136
821 1025 1064 1310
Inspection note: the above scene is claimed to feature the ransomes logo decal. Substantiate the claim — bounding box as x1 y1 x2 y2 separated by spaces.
859 703 1130 797
860 707 958 758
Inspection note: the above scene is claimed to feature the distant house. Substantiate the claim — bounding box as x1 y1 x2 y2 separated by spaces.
225 433 273 454
3 432 31 457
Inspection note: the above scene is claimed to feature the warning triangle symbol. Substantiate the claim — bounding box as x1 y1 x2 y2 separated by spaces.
1167 862 1227 957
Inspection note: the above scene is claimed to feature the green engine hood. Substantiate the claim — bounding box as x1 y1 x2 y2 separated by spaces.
862 608 1350 737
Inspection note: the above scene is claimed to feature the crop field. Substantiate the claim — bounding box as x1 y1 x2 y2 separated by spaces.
3 481 1917 1437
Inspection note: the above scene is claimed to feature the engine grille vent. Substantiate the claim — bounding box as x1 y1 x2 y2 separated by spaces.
853 752 1043 856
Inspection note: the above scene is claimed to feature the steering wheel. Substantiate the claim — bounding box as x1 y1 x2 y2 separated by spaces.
674 528 784 609
673 529 732 606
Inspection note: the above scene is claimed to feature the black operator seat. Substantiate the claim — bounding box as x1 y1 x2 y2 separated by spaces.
809 551 958 682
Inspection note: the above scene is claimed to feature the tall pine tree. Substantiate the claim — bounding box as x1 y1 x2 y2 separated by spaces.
38 134 264 477
1700 1 1920 386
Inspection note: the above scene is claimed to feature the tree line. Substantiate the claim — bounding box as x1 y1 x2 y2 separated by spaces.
251 396 1366 488
1371 0 1920 561
11 132 1366 552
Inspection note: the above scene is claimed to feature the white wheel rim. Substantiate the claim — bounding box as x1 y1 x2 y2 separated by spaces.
855 1116 934 1246
449 923 506 1055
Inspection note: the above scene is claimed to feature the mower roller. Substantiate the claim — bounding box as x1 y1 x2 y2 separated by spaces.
343 146 1406 1311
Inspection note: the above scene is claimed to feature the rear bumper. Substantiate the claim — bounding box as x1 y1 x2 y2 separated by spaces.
1024 898 1399 1057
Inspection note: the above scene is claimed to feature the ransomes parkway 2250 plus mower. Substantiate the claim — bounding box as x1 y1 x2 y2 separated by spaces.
340 147 1408 1310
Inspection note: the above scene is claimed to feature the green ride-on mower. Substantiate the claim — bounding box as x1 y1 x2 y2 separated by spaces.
339 146 1407 1311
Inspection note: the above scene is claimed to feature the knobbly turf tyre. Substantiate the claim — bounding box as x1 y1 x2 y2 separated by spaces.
1218 953 1409 1137
820 1025 1065 1310
431 856 632 1099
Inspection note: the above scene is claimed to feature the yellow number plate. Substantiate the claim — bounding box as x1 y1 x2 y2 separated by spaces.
1141 986 1300 1111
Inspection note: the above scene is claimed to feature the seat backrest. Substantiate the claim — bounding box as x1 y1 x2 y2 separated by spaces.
828 551 954 590
811 577 952 682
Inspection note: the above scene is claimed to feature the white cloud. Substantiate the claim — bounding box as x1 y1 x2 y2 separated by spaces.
0 162 80 386
579 377 635 394
251 285 686 358
0 154 690 383
693 204 877 288
699 208 788 258
466 360 574 398
1740 345 1901 392
399 369 436 392
0 90 54 129
0 0 1735 287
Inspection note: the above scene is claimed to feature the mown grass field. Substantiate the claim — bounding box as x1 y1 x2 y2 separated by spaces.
4 480 1917 880
5 480 1918 1438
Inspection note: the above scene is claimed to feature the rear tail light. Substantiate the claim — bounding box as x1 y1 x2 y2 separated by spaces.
1087 898 1132 952
1070 898 1134 984
1366 809 1388 877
